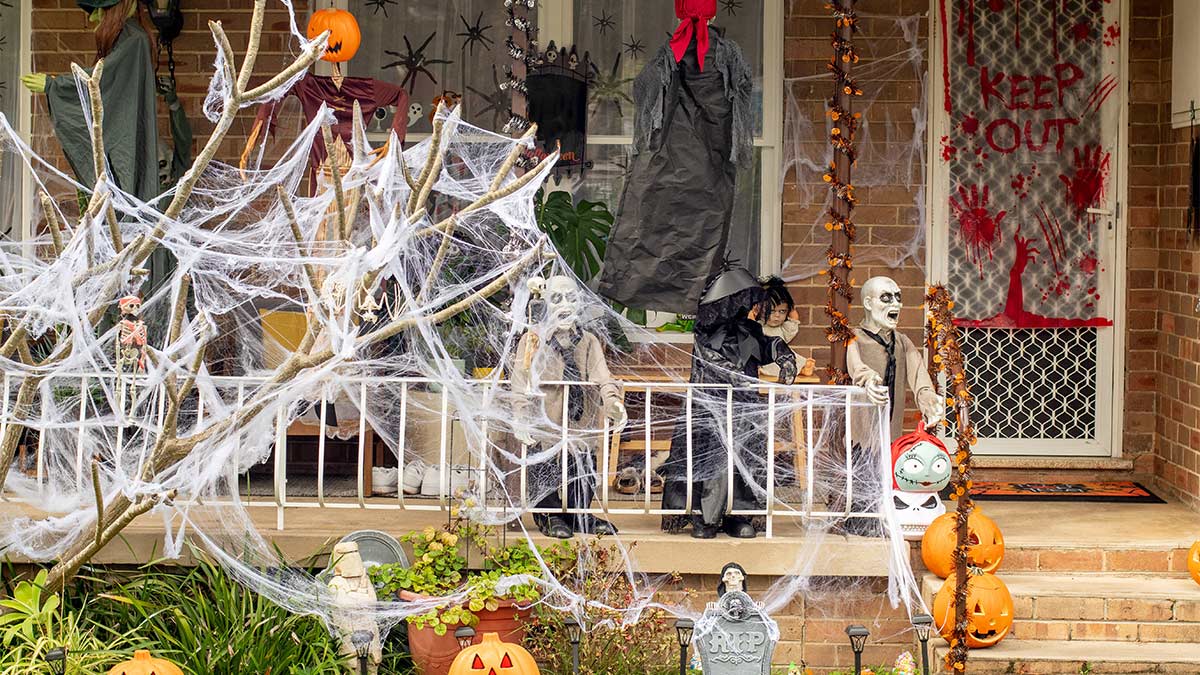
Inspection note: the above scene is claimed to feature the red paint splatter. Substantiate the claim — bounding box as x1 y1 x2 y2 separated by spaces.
961 114 980 134
1059 144 1112 223
1080 252 1098 274
940 135 957 161
949 184 1006 275
1084 75 1119 117
1072 19 1093 42
1103 21 1120 47
1011 173 1028 199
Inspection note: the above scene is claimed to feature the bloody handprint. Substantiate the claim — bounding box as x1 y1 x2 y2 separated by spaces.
949 183 1007 275
1059 143 1111 221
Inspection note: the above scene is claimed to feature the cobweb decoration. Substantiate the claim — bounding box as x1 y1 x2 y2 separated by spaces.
0 0 923 656
782 13 928 281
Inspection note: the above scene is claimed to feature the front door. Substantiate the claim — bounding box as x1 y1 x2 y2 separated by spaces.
929 0 1125 456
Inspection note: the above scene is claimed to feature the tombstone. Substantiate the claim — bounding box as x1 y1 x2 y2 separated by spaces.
695 590 778 675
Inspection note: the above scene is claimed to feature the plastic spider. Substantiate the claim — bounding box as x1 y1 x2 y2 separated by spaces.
465 65 510 130
363 0 395 17
622 35 645 59
457 12 494 55
721 0 742 16
592 10 615 35
382 33 454 94
589 54 634 118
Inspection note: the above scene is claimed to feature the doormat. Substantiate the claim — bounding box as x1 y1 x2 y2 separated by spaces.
970 481 1166 503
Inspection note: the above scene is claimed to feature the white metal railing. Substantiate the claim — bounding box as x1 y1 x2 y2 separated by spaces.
0 373 890 538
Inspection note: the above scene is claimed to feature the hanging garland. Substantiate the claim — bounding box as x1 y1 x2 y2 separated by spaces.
822 0 861 384
502 0 537 139
925 284 978 674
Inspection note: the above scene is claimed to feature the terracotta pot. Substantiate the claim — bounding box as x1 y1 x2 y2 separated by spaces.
398 590 532 675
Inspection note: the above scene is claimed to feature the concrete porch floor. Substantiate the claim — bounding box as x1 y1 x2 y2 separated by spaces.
972 498 1200 551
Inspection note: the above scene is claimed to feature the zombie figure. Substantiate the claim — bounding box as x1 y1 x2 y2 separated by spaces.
660 263 798 539
511 275 628 539
115 295 147 414
890 422 951 539
327 542 382 674
847 276 944 441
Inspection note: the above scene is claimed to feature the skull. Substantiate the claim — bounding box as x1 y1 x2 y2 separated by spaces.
893 490 947 540
861 276 902 333
118 295 142 318
158 142 172 187
545 275 579 332
407 102 424 127
720 564 745 595
567 52 579 69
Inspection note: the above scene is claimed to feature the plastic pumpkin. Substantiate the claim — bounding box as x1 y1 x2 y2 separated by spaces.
307 8 361 63
1188 540 1200 586
932 568 1013 649
448 632 540 675
921 508 1004 578
107 650 184 675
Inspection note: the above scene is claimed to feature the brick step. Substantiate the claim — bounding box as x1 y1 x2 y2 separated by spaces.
933 639 1200 674
922 572 1200 646
914 544 1195 575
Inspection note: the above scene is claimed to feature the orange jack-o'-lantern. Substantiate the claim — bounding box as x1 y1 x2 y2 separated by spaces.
932 568 1013 649
921 508 1005 578
107 650 185 675
1188 541 1200 587
448 632 540 675
307 8 361 63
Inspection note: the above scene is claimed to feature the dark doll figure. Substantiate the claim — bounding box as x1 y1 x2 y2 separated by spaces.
660 263 797 539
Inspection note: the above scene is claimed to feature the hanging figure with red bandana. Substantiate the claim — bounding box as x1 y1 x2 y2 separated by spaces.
116 295 147 415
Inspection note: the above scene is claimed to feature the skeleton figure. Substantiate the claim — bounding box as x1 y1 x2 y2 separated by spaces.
116 295 148 414
327 542 382 673
717 561 747 596
847 276 944 441
511 275 628 539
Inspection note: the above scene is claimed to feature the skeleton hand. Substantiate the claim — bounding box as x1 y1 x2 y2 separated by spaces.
861 374 890 407
919 392 946 428
606 399 628 434
515 427 536 447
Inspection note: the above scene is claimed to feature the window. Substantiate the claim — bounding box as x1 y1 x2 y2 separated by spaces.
342 0 784 296
0 0 30 242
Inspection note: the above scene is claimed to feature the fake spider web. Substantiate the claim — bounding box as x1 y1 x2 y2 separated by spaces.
0 0 924 661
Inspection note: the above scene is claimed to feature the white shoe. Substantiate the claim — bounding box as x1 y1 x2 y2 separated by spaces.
420 464 475 497
402 459 428 495
371 467 399 496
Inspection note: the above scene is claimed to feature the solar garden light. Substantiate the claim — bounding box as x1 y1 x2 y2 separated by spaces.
912 613 934 675
455 625 476 651
564 616 582 674
674 617 695 675
44 647 67 675
845 624 870 675
351 630 373 675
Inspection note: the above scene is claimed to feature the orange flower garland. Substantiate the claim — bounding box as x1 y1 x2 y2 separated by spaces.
925 284 978 673
823 0 861 383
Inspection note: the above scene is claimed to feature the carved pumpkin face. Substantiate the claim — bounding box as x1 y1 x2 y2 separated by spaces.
920 509 1005 578
307 8 361 63
448 632 540 675
107 650 185 675
1188 541 1200 587
932 569 1013 649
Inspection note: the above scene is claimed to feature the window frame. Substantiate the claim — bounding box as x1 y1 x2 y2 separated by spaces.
3 0 34 245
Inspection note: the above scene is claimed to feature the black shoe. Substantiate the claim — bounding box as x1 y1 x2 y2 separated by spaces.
580 517 618 536
724 518 756 539
691 523 718 539
537 514 574 539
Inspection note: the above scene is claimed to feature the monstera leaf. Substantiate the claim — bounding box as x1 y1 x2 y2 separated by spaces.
534 189 613 283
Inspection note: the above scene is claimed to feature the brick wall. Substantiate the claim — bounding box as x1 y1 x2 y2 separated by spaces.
1140 0 1200 508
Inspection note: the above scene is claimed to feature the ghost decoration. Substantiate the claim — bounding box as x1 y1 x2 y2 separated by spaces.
890 422 951 540
407 102 424 127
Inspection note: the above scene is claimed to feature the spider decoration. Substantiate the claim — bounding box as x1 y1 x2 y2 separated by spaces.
465 65 510 130
0 1 11 8
589 53 634 118
382 33 454 94
721 0 742 16
622 35 645 59
592 10 616 35
364 0 395 17
457 12 494 55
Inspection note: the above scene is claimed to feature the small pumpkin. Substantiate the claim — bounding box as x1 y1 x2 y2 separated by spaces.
448 632 540 675
107 650 184 675
921 508 1004 578
307 8 361 63
932 568 1013 649
1188 540 1200 587
429 91 463 123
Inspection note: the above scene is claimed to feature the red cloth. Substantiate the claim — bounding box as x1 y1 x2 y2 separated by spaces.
670 0 717 71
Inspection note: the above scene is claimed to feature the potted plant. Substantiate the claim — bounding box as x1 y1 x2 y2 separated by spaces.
370 519 569 675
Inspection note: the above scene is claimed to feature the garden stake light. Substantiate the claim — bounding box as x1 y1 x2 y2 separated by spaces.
845 624 869 675
912 613 933 675
351 630 373 675
674 617 694 675
455 625 476 650
44 647 66 675
564 616 582 674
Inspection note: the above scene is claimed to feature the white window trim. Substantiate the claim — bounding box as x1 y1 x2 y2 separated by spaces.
925 0 1129 459
14 0 34 246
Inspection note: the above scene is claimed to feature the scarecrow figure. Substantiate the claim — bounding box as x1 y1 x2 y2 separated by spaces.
598 0 755 313
512 275 628 539
660 263 797 539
